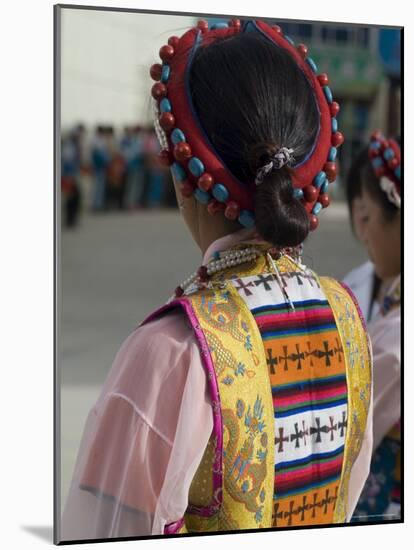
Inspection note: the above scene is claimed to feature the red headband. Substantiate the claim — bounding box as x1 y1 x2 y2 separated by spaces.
150 18 344 232
368 130 401 207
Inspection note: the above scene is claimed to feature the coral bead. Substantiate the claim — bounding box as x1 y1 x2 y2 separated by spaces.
388 157 399 170
159 45 175 62
174 142 192 162
179 181 194 198
151 82 167 100
272 25 282 34
150 63 162 81
324 162 337 182
168 36 180 48
297 43 308 58
330 101 340 117
304 185 318 202
198 173 214 192
197 19 209 30
309 214 319 231
207 199 225 215
332 131 344 147
368 147 380 159
374 166 386 177
225 201 240 220
318 73 329 86
157 149 173 167
319 193 330 208
159 112 175 132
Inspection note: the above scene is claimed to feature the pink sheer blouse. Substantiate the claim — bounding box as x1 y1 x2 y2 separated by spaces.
60 228 373 541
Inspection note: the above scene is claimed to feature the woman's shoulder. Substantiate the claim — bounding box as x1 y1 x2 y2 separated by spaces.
98 308 200 403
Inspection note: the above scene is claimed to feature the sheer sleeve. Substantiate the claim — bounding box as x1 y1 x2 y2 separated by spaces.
367 306 401 451
60 309 214 542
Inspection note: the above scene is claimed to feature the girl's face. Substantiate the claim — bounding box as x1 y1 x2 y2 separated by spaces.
352 186 401 280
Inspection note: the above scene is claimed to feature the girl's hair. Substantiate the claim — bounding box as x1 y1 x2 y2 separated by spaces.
346 136 401 225
188 32 319 248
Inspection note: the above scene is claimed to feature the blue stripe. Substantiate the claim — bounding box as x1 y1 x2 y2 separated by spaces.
276 445 345 470
272 374 347 394
252 299 329 315
262 323 337 339
274 472 342 498
274 398 348 418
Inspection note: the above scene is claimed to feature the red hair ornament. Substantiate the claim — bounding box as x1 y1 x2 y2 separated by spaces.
368 130 401 208
150 19 344 231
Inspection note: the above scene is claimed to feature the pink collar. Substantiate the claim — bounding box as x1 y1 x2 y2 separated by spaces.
202 227 267 265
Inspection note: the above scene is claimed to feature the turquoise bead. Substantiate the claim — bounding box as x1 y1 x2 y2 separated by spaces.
211 22 229 29
194 188 211 204
284 34 295 45
238 210 256 228
394 166 401 179
171 128 186 144
321 181 329 194
314 171 327 188
371 140 381 150
293 188 304 199
161 65 170 82
331 118 338 132
323 86 333 104
328 147 337 162
212 183 229 202
189 157 205 177
372 157 384 169
306 57 318 73
312 202 322 215
213 251 221 260
160 98 171 113
384 147 394 161
171 162 186 182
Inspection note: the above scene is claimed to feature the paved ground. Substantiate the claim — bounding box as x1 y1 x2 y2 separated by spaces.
59 205 367 511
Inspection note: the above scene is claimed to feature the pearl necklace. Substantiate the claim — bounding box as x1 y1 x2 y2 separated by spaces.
172 246 261 298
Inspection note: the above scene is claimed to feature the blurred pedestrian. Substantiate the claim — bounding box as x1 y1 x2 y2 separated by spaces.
343 131 401 522
90 125 110 211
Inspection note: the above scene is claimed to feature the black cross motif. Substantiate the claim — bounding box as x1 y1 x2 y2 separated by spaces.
279 345 290 371
315 340 334 367
289 343 305 370
320 488 331 514
290 421 309 449
254 274 274 291
308 492 319 518
274 427 289 453
334 337 344 363
302 271 320 288
326 415 338 441
266 348 278 375
284 500 298 526
310 417 324 443
272 503 284 526
286 271 305 286
233 278 255 296
297 495 309 522
306 341 315 367
338 411 347 438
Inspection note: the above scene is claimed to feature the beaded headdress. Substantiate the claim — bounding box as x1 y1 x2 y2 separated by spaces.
368 130 401 209
150 18 344 232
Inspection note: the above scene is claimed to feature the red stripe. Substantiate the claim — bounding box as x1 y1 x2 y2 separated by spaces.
274 384 347 407
275 457 343 489
258 309 334 327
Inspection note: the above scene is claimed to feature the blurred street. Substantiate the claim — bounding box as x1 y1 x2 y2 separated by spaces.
60 205 367 510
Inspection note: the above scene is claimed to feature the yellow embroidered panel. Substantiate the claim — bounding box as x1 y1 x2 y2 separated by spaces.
184 281 275 531
319 276 372 523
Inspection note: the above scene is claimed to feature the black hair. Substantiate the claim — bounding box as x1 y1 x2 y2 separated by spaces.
346 136 401 225
188 31 319 248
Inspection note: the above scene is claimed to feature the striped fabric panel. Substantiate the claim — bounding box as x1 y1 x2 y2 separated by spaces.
275 446 344 498
272 374 348 417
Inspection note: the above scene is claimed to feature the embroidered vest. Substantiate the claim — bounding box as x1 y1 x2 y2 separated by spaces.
141 244 372 535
